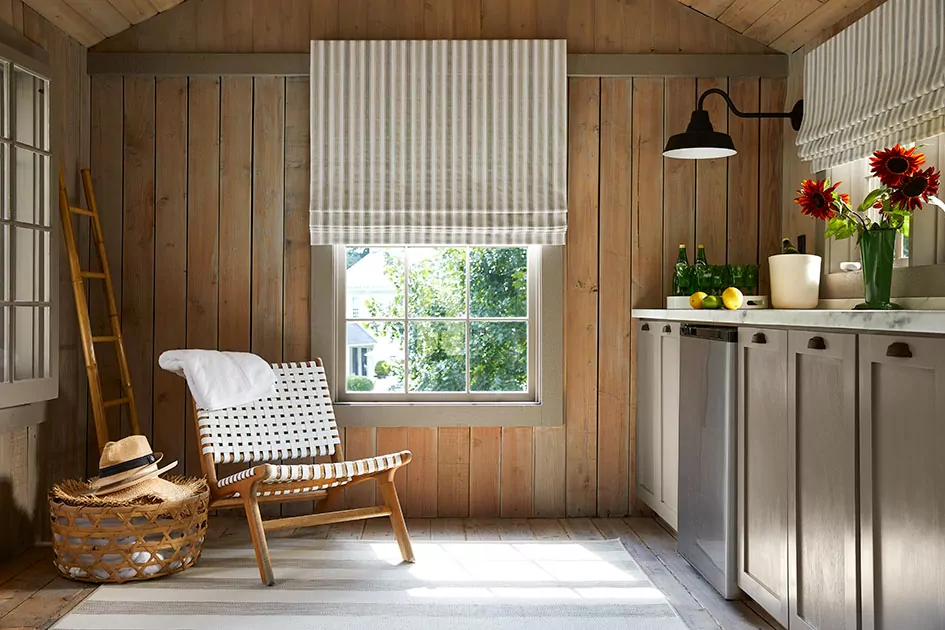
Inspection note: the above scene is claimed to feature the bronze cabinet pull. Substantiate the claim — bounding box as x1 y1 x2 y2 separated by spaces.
886 341 912 358
751 332 767 344
807 336 827 350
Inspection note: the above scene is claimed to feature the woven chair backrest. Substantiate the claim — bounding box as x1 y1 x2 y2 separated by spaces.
195 361 341 465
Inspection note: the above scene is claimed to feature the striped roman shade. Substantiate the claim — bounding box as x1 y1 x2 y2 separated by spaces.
309 39 567 246
796 0 945 171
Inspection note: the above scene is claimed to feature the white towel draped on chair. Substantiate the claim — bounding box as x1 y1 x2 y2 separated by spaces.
158 349 276 410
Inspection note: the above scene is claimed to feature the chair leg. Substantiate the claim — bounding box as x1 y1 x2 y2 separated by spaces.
380 475 414 563
242 491 275 586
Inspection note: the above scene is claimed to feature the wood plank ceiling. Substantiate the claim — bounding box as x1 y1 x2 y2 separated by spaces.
22 0 187 46
676 0 880 53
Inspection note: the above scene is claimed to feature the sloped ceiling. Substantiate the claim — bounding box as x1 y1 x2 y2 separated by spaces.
23 0 187 46
676 0 886 53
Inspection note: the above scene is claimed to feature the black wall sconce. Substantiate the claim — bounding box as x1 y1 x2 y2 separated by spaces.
663 88 804 160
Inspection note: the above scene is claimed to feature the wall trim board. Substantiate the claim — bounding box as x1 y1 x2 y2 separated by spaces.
87 52 788 78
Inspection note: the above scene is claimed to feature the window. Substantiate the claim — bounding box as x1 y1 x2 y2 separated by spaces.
312 245 563 426
0 54 55 409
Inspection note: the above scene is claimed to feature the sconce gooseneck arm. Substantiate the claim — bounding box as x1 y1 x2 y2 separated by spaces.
697 88 790 120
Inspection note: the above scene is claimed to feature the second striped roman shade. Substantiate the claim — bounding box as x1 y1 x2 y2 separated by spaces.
309 39 567 246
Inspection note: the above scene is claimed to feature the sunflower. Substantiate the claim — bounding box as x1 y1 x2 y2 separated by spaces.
794 179 846 221
870 144 925 187
888 167 942 211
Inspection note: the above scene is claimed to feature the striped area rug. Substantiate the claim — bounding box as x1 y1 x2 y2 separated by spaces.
54 538 688 629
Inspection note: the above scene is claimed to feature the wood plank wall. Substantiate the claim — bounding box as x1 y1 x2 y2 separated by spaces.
85 0 784 518
0 0 89 560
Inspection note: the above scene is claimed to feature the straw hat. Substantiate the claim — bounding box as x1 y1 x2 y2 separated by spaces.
88 436 178 496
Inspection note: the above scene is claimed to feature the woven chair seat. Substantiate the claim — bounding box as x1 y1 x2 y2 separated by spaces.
216 450 411 497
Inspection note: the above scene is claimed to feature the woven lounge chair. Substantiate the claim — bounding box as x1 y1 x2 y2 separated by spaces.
190 358 414 585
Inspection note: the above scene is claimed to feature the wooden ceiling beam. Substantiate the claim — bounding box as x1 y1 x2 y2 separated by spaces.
106 0 158 25
65 0 131 38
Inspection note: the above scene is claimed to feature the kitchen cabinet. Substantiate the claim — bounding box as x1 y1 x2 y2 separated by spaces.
635 320 679 529
859 334 945 630
737 327 789 627
787 331 858 630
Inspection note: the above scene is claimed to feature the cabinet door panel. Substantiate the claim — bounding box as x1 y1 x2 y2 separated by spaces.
737 327 789 626
860 334 945 630
788 331 858 630
636 320 660 507
659 323 679 529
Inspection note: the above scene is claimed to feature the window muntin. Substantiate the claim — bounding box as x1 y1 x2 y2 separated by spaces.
0 61 52 394
340 245 535 401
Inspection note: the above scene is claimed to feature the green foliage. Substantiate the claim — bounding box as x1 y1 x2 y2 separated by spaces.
364 247 528 393
374 360 391 378
346 374 375 391
824 216 857 241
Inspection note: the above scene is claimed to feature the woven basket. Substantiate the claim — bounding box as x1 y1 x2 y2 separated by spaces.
49 478 209 584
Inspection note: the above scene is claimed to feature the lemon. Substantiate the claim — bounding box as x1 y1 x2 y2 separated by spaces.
702 295 721 309
689 291 708 309
722 287 744 310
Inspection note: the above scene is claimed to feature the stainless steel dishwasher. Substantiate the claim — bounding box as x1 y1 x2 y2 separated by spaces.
677 324 740 600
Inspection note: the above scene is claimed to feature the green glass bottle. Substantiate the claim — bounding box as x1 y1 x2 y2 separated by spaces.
672 244 690 296
693 244 708 293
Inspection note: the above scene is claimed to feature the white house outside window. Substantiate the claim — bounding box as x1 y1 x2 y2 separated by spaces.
0 53 55 410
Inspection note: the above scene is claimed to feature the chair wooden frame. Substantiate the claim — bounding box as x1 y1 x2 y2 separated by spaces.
190 358 414 585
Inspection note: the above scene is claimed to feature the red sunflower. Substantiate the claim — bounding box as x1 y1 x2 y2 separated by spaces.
888 167 942 212
870 144 925 187
794 179 846 221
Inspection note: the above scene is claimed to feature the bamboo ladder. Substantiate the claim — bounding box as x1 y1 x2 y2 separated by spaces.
58 166 139 451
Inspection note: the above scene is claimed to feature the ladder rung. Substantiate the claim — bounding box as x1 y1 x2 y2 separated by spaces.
80 271 106 279
103 397 129 409
92 335 117 343
70 206 95 216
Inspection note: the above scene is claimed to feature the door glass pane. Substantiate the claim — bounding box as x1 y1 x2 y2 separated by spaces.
14 305 33 380
407 247 466 318
14 226 34 301
43 305 50 376
345 247 404 318
0 62 6 139
42 230 49 302
0 145 7 220
40 154 49 226
469 247 528 318
13 68 35 147
0 223 7 301
37 78 47 151
0 305 7 382
14 147 36 222
470 321 528 392
407 321 466 392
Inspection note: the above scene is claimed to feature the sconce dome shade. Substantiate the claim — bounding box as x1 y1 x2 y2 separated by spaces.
662 109 737 160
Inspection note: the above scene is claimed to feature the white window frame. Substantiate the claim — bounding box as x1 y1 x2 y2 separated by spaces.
0 31 56 413
312 245 563 427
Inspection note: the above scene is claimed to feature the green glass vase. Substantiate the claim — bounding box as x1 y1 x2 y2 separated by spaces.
854 228 900 310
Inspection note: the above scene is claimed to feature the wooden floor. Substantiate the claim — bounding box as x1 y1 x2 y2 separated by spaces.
0 517 779 630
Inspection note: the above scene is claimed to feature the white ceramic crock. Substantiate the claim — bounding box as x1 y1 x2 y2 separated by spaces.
768 254 822 309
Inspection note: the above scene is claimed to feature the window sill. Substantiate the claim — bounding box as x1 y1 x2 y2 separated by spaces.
334 401 562 427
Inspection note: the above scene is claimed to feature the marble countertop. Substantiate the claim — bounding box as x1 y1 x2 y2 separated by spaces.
631 308 945 335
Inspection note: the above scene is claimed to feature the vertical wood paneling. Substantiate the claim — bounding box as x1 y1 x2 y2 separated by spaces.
437 427 470 517
75 1 786 525
532 426 566 517
727 78 760 266
283 76 311 364
405 427 437 517
468 426 500 517
696 77 729 265
185 77 220 476
500 427 533 518
251 77 285 364
760 78 786 295
662 78 697 296
597 78 632 517
87 76 123 472
121 76 155 440
565 78 600 517
152 77 187 468
631 78 665 309
218 76 252 353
